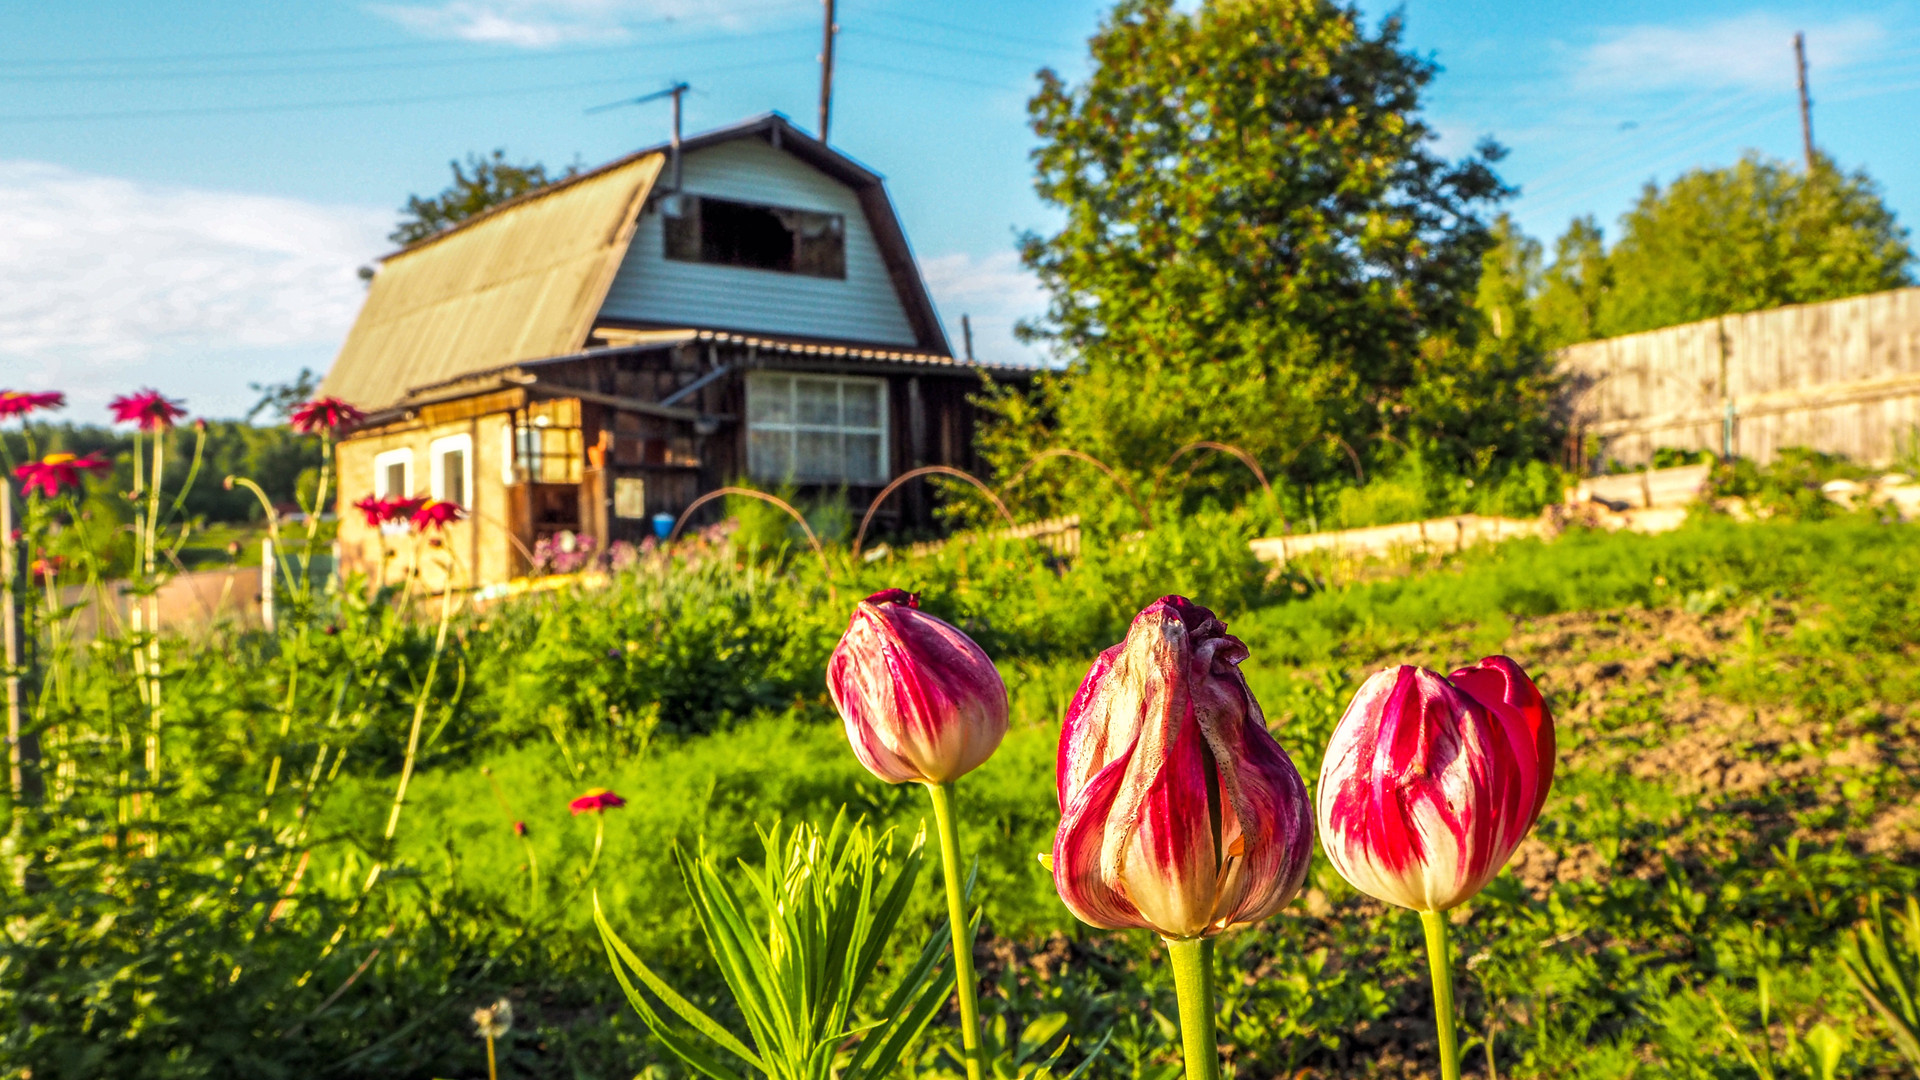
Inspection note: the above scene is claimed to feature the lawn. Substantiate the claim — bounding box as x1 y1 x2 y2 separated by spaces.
5 513 1918 1078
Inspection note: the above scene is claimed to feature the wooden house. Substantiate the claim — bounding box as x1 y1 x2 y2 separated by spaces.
320 113 1025 588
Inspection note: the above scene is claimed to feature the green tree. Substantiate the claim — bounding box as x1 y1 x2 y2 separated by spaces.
1534 215 1609 349
1003 0 1511 496
390 150 575 246
1556 153 1912 341
1403 214 1560 471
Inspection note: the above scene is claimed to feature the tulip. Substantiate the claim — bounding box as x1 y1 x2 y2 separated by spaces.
1316 656 1555 1080
108 389 187 431
1050 595 1313 1080
14 451 112 498
827 589 1008 786
289 396 365 435
826 588 1009 1080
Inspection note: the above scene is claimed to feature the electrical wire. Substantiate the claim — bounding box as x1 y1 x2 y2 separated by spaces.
0 27 802 84
0 55 811 124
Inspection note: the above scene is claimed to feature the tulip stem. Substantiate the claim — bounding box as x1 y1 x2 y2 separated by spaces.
926 781 983 1080
1165 937 1221 1080
1419 909 1462 1080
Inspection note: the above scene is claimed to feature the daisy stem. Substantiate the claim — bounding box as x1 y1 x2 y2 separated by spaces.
926 780 983 1080
1420 909 1462 1080
1165 937 1221 1080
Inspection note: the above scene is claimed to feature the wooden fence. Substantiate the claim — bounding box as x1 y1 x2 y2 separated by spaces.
1559 286 1920 467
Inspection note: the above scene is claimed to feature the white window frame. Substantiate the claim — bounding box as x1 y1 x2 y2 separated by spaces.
746 373 889 484
373 448 414 498
429 433 474 507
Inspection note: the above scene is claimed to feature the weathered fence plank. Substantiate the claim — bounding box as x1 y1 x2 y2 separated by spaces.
1561 286 1920 466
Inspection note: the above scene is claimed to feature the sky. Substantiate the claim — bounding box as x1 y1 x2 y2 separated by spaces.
1 0 1915 423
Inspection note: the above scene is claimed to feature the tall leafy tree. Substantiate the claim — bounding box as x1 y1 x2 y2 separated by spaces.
1534 216 1609 349
1544 154 1912 343
1004 0 1510 492
390 150 575 246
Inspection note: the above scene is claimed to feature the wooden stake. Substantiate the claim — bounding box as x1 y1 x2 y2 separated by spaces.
3 479 41 810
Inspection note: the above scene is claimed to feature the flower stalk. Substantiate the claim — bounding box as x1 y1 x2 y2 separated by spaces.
927 780 983 1080
1165 938 1221 1080
1419 910 1462 1080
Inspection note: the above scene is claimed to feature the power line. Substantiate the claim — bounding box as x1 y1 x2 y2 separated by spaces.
0 57 810 124
0 1 808 71
0 29 800 84
839 59 1030 94
857 8 1082 53
843 27 1057 67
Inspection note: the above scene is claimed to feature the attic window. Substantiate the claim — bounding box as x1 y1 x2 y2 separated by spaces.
664 195 846 279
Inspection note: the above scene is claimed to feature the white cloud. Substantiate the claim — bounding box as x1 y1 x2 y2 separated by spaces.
1579 13 1885 92
920 249 1051 368
370 0 802 47
0 161 387 420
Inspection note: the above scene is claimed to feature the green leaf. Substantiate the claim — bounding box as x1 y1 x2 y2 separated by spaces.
593 893 757 1080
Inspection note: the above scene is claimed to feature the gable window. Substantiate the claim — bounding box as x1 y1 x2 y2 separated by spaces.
430 434 472 509
664 195 846 279
747 373 886 484
373 448 413 499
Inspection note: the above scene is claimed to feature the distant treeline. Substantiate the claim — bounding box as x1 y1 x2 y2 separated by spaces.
4 421 321 523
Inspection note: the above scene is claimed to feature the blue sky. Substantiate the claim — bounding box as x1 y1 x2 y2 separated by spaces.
1 0 1913 422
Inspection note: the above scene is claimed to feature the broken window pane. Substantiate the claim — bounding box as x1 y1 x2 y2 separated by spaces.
662 196 846 280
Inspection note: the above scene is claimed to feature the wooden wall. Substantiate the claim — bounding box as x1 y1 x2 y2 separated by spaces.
1559 286 1920 467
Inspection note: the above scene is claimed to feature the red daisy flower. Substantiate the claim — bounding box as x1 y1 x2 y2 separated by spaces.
14 451 113 498
410 498 466 532
352 494 388 527
0 391 66 420
108 390 187 431
29 556 64 582
569 788 626 815
289 397 365 435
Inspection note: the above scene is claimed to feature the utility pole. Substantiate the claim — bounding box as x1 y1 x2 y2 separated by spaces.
819 0 838 143
1795 32 1816 172
961 314 975 361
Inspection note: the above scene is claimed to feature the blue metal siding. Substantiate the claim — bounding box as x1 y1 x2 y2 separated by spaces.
598 139 920 346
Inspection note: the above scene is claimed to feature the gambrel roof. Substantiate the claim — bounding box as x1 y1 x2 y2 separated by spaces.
322 113 953 411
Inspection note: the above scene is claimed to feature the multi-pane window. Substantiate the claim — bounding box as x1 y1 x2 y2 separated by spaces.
747 373 886 484
430 434 471 507
373 448 413 498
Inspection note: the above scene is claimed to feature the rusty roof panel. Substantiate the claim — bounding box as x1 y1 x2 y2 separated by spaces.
319 153 664 411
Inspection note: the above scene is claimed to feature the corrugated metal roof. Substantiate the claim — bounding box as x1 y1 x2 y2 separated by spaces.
589 326 1028 373
319 153 664 410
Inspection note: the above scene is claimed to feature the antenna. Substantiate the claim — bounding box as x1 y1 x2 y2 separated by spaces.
818 0 838 143
587 81 691 189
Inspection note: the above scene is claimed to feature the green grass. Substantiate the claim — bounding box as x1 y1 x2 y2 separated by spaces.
7 513 1920 1078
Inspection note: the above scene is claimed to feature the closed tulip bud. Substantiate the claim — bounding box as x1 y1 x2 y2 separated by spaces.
827 589 1009 785
1317 656 1555 913
1052 596 1313 940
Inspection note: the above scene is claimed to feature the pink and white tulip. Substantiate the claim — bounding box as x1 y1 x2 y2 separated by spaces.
827 589 1009 785
1051 596 1313 940
1316 656 1555 912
